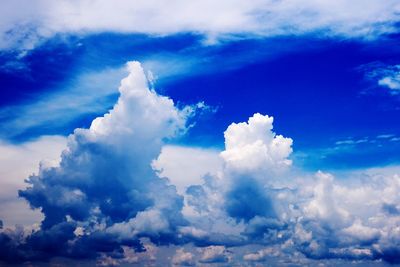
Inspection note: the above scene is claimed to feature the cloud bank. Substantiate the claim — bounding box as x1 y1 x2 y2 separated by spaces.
1 61 400 265
1 0 400 50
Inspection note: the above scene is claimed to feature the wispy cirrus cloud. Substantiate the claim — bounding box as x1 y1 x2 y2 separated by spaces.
0 66 126 140
362 63 400 95
378 65 400 93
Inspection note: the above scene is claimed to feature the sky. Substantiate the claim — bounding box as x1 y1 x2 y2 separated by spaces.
0 0 400 266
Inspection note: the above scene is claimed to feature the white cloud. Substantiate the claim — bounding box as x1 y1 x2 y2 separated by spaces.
199 245 230 263
123 109 400 264
1 0 399 50
121 241 158 264
302 171 350 225
341 219 381 243
159 111 400 262
87 61 190 140
3 59 400 265
152 145 222 194
378 65 400 92
290 170 400 260
172 248 195 266
365 64 400 94
221 113 292 175
3 61 195 262
379 76 400 90
243 247 278 262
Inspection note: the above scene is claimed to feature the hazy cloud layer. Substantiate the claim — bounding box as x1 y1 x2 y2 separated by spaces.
1 0 399 50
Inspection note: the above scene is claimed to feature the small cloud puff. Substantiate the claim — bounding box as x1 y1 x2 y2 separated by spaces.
364 63 400 94
221 113 293 174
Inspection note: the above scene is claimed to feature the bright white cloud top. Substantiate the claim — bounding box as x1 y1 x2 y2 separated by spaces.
221 113 293 173
1 61 400 265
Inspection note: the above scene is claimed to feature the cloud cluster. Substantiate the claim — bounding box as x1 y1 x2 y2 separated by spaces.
1 0 399 50
292 171 400 263
199 245 231 263
2 60 400 266
166 112 400 264
0 61 193 263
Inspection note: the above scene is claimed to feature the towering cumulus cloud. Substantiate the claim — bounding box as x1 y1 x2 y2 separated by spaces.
0 61 192 262
1 61 400 265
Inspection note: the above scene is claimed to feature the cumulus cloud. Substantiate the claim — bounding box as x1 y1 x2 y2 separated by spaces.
221 113 292 175
166 113 400 264
217 113 292 224
2 61 400 265
243 247 279 262
152 145 222 194
1 0 399 50
291 171 400 263
0 61 194 263
199 246 231 263
172 248 195 266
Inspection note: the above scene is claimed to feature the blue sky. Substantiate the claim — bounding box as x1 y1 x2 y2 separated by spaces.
1 1 400 266
2 33 400 169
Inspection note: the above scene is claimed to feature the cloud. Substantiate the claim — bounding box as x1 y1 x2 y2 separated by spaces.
172 248 195 266
0 135 66 228
1 0 399 50
243 247 279 262
152 145 222 194
0 61 194 262
199 245 230 263
364 63 400 94
2 61 400 265
165 113 400 264
378 66 400 92
221 113 293 175
292 171 400 262
0 66 127 140
218 114 292 223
